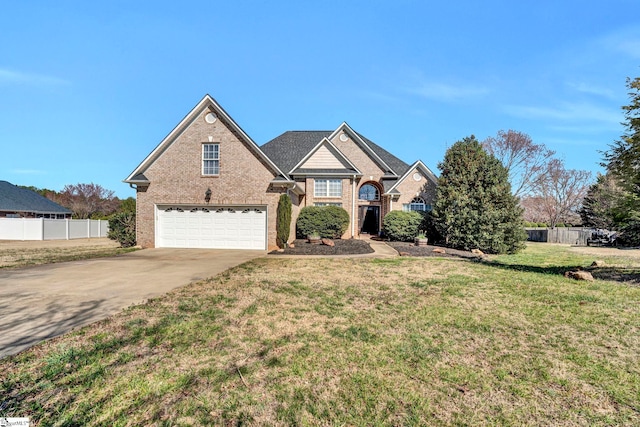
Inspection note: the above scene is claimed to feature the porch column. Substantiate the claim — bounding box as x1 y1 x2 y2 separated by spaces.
351 175 356 238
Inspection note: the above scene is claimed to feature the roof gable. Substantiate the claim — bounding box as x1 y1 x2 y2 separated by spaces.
291 138 361 176
124 95 289 184
385 160 438 194
354 131 411 177
0 181 71 214
328 123 410 177
300 143 349 169
260 124 411 179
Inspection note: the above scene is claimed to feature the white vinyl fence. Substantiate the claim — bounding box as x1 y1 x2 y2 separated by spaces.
0 218 109 241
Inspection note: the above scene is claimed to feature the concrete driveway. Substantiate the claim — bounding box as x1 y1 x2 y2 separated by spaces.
0 248 265 359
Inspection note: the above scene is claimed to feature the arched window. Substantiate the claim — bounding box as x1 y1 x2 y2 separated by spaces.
403 197 430 212
359 184 379 201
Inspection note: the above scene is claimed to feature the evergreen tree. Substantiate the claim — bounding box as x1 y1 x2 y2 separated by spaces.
579 173 632 229
433 136 526 254
604 77 640 197
602 76 640 244
276 193 292 248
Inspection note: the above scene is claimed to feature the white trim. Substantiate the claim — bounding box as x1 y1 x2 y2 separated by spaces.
351 175 356 238
202 143 220 175
125 94 289 183
290 172 363 177
314 178 342 198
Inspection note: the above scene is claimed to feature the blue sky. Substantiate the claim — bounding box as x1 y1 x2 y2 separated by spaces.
1 1 639 198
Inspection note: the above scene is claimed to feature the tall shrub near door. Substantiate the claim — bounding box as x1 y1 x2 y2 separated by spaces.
276 194 292 248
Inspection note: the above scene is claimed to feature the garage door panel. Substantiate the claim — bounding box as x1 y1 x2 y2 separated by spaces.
157 205 266 249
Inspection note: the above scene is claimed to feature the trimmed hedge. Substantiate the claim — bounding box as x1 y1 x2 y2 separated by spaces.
296 206 350 239
107 212 136 247
382 211 423 242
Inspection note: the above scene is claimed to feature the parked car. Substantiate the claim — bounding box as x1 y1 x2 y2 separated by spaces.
586 229 618 246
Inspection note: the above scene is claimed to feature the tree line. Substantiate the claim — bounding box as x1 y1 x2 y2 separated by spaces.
584 76 640 244
21 183 135 219
431 74 640 253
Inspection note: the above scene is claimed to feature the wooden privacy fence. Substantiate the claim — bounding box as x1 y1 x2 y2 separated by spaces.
0 218 109 241
525 227 591 246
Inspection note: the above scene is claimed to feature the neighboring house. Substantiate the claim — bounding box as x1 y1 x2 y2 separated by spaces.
124 95 437 250
0 181 71 219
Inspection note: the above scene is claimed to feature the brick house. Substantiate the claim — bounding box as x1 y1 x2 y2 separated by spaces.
124 95 437 250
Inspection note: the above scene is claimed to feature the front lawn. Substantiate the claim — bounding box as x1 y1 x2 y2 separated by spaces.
1 244 639 425
0 239 136 269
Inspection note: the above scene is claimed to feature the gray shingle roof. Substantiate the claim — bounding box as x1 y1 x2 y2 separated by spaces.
260 131 332 173
0 181 72 214
260 129 411 177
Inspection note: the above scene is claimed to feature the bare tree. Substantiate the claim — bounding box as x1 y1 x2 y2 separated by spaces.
483 130 555 198
54 183 120 219
531 159 592 228
520 196 550 224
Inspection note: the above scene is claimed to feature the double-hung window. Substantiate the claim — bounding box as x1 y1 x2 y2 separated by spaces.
202 143 220 175
314 179 342 197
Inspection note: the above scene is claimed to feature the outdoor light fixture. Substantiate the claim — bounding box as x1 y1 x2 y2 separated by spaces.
205 188 212 203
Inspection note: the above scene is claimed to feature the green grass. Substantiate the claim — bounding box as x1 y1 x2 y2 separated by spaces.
1 244 639 425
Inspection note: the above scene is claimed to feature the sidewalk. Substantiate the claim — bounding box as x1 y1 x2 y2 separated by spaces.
359 234 399 258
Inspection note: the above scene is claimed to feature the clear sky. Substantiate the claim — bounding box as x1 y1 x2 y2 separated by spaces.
1 1 639 198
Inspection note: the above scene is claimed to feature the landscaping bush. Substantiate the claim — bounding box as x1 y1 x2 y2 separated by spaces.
296 206 350 239
108 212 136 247
382 211 423 242
276 194 292 248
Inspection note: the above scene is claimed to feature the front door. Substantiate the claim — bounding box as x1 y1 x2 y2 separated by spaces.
360 206 380 235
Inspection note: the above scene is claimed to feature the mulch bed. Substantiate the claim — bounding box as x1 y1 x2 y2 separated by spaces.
386 241 482 259
270 238 480 258
270 239 374 255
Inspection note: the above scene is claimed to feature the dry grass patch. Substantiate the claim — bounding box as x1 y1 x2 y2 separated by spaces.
1 247 639 426
0 239 135 268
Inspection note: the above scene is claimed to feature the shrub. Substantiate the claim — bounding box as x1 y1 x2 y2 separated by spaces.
107 212 136 247
276 194 292 248
383 211 423 242
296 206 350 239
432 136 526 254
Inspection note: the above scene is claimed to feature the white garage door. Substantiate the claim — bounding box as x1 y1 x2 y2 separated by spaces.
156 205 267 249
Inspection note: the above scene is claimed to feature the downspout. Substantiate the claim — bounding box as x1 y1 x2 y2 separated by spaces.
351 175 356 238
